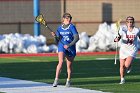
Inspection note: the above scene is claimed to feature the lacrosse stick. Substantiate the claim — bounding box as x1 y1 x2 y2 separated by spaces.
35 14 54 32
35 14 62 43
114 18 122 64
35 14 72 56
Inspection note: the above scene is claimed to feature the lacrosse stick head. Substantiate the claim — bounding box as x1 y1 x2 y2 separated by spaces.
35 14 46 26
115 18 122 31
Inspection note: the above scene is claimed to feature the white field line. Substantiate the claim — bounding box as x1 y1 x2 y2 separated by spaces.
2 57 48 62
0 77 109 93
96 57 140 60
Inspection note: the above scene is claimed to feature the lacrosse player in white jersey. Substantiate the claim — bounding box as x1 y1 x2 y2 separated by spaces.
114 16 140 84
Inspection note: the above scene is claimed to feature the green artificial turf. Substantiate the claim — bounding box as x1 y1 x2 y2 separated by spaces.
0 54 140 93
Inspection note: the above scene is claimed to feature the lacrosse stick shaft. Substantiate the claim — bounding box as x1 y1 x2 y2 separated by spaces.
114 18 122 65
114 42 118 64
45 25 53 32
45 24 66 45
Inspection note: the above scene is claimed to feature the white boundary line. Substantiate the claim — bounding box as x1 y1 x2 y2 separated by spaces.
96 57 140 60
0 77 109 93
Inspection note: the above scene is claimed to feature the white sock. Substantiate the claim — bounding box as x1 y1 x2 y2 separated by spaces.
67 78 70 81
55 78 58 81
121 78 124 81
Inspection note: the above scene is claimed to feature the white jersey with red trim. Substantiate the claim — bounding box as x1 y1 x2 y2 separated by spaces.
119 25 140 59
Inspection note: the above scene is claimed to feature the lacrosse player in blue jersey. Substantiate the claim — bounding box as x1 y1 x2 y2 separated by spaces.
51 13 79 87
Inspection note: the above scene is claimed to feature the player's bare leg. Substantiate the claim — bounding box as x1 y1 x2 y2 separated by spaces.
125 56 133 73
119 59 125 84
65 56 74 87
53 52 64 87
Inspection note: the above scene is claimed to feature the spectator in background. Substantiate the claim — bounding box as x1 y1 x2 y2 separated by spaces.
114 16 140 84
51 13 79 87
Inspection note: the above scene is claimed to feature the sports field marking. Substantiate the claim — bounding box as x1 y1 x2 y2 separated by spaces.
96 58 116 60
96 56 140 60
0 57 49 62
0 77 109 93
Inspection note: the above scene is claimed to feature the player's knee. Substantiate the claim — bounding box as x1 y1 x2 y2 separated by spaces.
125 64 129 68
57 62 63 67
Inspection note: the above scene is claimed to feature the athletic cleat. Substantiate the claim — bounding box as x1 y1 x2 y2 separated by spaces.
65 80 71 87
119 78 125 84
126 66 132 74
126 68 131 73
53 79 58 87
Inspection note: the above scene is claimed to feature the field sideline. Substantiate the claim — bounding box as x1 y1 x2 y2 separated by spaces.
0 52 140 93
0 51 140 57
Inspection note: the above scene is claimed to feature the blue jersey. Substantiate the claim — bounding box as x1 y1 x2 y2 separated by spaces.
56 23 78 57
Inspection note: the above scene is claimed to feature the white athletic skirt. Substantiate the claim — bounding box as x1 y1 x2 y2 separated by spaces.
119 44 138 59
